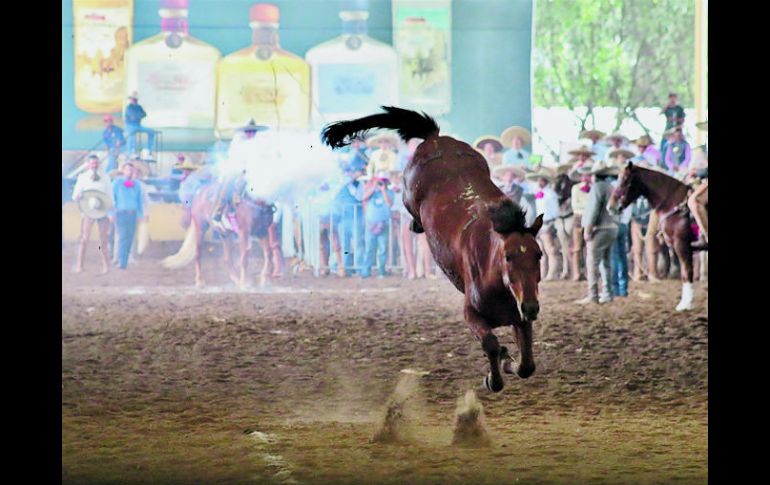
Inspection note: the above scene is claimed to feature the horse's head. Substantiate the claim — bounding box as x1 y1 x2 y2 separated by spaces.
610 161 644 211
487 199 544 321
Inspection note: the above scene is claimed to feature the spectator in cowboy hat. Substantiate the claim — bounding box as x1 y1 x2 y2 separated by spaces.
566 145 595 180
474 135 504 167
660 93 685 155
366 132 399 178
570 162 593 281
603 133 631 163
576 162 620 304
102 114 125 173
124 91 156 157
525 168 561 280
608 148 636 166
633 134 661 167
72 155 114 274
358 170 395 278
334 161 366 276
500 125 532 168
110 160 147 269
579 129 608 161
663 125 691 175
492 165 526 205
176 156 209 228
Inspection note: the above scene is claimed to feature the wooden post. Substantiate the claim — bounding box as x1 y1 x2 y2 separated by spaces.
694 0 708 145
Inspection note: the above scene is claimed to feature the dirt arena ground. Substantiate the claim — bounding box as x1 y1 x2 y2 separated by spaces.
62 244 708 485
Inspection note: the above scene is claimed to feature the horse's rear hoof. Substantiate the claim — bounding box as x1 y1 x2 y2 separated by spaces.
483 372 504 393
516 363 536 379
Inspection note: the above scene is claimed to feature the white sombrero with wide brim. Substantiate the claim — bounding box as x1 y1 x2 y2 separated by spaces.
591 162 620 176
236 118 270 133
579 129 606 140
609 149 636 161
110 160 150 179
492 164 527 180
568 145 596 157
525 168 555 182
366 132 400 148
78 190 114 219
500 126 532 147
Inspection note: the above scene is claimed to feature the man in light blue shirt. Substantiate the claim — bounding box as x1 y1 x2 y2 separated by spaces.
111 161 146 269
501 125 532 168
357 172 395 278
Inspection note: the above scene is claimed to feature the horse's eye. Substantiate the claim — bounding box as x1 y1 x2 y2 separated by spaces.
505 255 513 262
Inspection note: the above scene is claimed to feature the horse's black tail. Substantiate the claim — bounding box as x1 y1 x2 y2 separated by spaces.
321 106 440 149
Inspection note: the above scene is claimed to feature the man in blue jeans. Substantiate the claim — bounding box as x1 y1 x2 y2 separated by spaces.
124 92 156 156
358 171 394 278
110 161 146 269
102 114 125 173
334 160 366 276
610 175 632 297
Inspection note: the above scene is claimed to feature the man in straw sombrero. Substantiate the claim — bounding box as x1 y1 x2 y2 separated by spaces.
72 155 114 274
569 162 594 281
632 134 661 168
491 164 526 205
579 129 608 161
474 135 504 167
603 132 631 162
500 125 532 168
525 167 562 280
110 160 147 270
365 132 399 179
575 162 620 304
175 154 208 228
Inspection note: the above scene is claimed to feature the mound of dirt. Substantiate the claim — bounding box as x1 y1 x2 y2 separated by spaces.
451 390 491 447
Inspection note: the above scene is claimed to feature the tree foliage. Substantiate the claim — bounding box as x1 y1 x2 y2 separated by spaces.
534 0 695 132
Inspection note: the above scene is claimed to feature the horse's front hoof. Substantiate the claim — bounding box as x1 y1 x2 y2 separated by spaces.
483 372 504 393
675 302 694 311
516 362 536 379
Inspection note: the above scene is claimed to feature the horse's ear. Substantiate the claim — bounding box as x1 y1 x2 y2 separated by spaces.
626 160 634 169
528 213 544 236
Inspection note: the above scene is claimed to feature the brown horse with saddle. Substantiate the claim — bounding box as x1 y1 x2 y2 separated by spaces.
609 162 706 311
162 181 280 288
322 107 545 393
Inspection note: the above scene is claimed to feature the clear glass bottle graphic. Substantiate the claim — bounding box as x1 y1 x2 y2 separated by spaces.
392 0 452 116
73 0 134 114
124 0 221 129
305 0 399 129
216 3 311 138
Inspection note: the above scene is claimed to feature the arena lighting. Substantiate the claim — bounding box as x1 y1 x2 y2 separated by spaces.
218 131 340 201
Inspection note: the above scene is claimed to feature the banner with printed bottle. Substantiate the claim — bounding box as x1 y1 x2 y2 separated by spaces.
392 0 451 116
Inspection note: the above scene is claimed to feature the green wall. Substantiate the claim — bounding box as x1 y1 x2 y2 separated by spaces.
62 0 532 150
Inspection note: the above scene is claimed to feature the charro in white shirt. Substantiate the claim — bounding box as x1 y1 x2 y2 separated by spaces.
72 168 113 203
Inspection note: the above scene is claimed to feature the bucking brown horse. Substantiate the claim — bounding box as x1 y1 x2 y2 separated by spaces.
162 181 281 287
609 162 705 311
322 107 545 393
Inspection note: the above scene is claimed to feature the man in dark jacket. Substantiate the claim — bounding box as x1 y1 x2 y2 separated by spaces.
124 92 156 157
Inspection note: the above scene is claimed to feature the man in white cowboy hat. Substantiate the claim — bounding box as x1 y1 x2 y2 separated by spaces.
632 134 661 167
72 155 114 274
492 165 526 206
110 160 147 270
124 91 156 157
663 125 691 176
576 162 620 304
500 125 532 168
357 170 395 278
570 162 593 281
603 133 631 163
365 132 399 178
579 129 608 162
566 145 596 181
212 119 269 227
474 135 504 167
525 168 561 280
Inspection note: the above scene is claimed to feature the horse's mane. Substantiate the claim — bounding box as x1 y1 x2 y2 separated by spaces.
633 165 688 190
487 198 528 234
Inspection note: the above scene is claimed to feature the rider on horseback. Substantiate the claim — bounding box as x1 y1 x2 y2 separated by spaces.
687 148 708 249
212 119 268 228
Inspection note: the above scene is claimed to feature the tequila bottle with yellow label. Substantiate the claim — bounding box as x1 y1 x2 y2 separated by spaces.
216 3 311 138
124 0 221 129
305 0 399 129
73 0 134 113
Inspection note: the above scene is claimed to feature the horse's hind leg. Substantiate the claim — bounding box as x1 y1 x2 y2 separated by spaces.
465 304 504 393
222 236 239 285
673 228 695 311
193 222 207 287
237 231 251 288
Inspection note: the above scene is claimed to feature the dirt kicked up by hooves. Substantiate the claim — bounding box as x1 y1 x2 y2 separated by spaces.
371 372 425 443
451 390 492 447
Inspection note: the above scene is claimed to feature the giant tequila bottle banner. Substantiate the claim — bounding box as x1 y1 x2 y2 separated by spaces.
124 0 221 129
306 0 399 128
216 3 311 138
73 0 134 114
392 0 451 116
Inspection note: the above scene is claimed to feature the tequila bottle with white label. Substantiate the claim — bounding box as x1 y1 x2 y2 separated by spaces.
124 0 221 129
216 3 311 138
305 0 399 129
73 0 134 113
